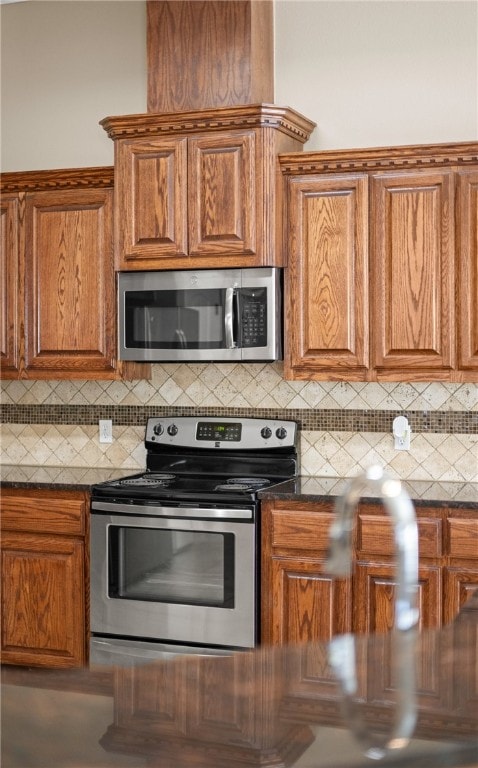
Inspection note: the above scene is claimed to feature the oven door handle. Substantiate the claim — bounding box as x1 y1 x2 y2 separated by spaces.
91 501 254 520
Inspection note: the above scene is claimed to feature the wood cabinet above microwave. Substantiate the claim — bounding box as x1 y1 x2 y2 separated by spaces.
100 105 315 271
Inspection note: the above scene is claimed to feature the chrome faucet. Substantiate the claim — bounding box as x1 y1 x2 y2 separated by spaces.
326 465 419 760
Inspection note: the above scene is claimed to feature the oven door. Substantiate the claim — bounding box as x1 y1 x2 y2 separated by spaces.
90 505 257 649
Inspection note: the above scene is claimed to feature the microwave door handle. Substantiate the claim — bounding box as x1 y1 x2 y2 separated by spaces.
225 287 235 348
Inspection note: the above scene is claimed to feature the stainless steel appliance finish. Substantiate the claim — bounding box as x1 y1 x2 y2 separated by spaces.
90 416 298 664
118 267 282 362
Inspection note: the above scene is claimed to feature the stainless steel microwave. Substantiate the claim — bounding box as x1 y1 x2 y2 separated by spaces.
118 267 282 362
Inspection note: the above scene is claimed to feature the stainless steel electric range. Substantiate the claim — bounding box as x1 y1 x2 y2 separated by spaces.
90 415 298 665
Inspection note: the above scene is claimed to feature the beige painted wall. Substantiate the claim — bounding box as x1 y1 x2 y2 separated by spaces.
1 0 477 171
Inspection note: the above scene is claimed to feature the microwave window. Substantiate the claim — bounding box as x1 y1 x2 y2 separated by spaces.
125 289 227 349
108 526 235 609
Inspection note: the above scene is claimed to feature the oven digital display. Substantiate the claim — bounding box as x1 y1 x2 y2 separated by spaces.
196 422 242 442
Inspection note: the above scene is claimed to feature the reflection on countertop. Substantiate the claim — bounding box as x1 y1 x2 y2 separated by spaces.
2 594 477 768
261 476 478 508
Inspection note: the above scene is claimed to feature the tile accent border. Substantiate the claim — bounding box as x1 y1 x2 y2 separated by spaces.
1 404 477 434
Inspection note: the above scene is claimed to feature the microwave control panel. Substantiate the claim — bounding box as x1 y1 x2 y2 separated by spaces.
240 288 267 347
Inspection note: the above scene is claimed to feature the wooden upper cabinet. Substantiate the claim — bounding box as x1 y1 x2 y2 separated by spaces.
115 136 188 266
115 131 256 269
280 142 478 382
456 168 478 376
284 174 369 380
371 169 455 380
0 194 20 375
24 187 117 377
0 167 150 380
101 105 316 271
188 132 256 259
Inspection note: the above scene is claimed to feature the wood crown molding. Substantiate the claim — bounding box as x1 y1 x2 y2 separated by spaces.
279 141 478 175
100 104 316 144
0 166 114 194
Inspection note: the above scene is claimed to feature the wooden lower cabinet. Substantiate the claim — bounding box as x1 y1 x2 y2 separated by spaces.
263 496 478 731
262 498 478 646
0 488 89 668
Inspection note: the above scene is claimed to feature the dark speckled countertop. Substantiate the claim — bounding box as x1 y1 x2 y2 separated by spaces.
0 465 135 491
2 594 478 768
260 476 478 508
1 466 477 507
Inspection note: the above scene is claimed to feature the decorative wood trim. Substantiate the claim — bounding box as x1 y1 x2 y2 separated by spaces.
100 104 316 144
0 167 114 194
279 142 478 175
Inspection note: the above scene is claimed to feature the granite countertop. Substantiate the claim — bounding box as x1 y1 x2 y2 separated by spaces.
0 465 136 491
1 466 477 507
2 594 478 768
260 476 478 508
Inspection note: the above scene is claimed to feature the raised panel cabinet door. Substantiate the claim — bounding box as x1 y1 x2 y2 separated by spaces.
268 558 352 706
284 174 369 380
115 136 188 269
24 188 116 377
371 170 455 380
355 562 447 713
456 167 478 376
269 557 352 646
443 568 478 625
188 131 257 263
353 561 442 634
0 194 20 377
1 531 85 668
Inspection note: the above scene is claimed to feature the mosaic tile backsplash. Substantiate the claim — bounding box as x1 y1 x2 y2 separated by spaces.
1 363 477 482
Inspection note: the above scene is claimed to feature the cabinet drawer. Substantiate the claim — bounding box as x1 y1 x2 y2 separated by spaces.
448 517 478 559
357 514 442 558
271 509 333 551
0 489 87 536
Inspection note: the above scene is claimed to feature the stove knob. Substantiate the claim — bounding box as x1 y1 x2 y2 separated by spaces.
275 427 287 440
167 424 178 436
152 423 164 436
261 426 272 439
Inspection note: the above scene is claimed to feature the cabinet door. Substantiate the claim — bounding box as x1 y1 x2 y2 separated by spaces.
1 531 85 668
456 167 478 376
115 136 188 269
24 188 117 378
371 170 455 379
188 131 257 264
284 174 369 380
354 561 442 634
0 194 20 376
261 499 351 646
269 557 351 646
444 513 478 623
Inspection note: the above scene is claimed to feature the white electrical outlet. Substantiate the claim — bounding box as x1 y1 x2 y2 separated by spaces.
99 419 113 443
392 416 411 451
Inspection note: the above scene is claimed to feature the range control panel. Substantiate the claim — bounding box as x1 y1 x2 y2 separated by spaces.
145 416 297 450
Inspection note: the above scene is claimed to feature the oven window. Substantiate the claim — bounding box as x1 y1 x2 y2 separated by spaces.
125 289 227 349
108 527 235 608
